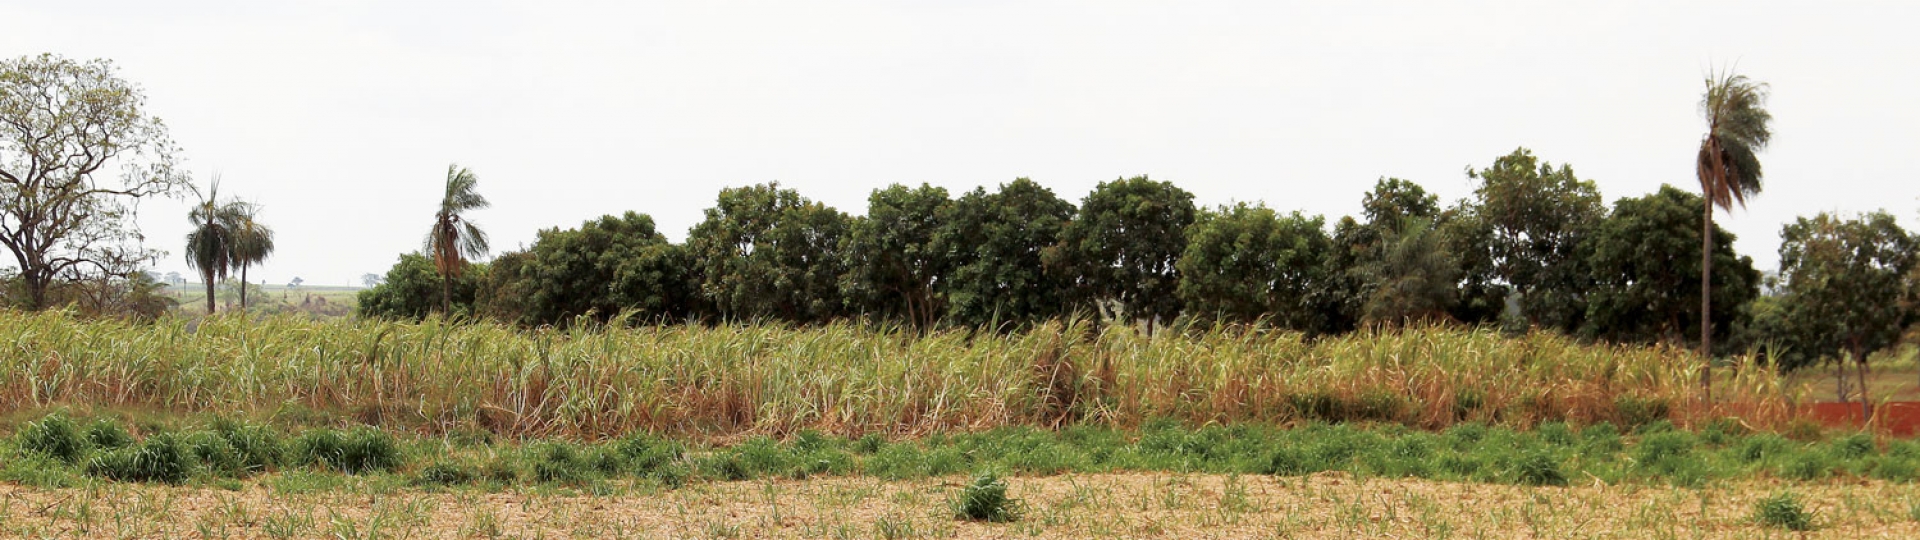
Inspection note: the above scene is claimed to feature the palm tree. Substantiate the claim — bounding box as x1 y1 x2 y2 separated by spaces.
185 177 244 314
1695 69 1772 399
425 164 490 314
228 204 274 312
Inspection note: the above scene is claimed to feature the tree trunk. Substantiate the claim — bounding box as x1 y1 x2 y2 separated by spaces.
205 272 218 314
24 271 47 311
1858 354 1874 423
441 274 452 315
239 264 249 313
1836 357 1848 403
1700 197 1714 402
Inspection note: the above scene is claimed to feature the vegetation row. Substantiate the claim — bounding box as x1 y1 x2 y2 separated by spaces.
7 412 1917 496
0 310 1793 439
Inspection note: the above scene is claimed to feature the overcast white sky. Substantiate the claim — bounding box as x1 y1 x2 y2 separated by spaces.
5 1 1918 287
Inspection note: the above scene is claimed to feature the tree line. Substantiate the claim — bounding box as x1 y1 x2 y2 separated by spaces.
2 53 1914 409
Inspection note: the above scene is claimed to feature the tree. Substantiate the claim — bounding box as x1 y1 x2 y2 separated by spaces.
288 276 303 288
1353 218 1460 326
1177 203 1336 332
361 273 384 288
1696 70 1772 398
939 178 1076 329
1774 212 1915 419
228 203 273 312
357 253 488 320
1582 185 1759 347
185 180 245 314
1048 175 1196 330
841 183 953 329
686 182 848 324
508 212 693 326
1457 148 1605 332
426 164 490 315
1328 178 1455 331
0 54 187 310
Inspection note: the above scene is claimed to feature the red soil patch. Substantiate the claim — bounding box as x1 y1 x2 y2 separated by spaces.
1799 401 1920 436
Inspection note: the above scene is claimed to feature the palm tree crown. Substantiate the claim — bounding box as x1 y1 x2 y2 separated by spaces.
426 164 490 314
1697 72 1772 211
228 205 275 311
185 178 247 314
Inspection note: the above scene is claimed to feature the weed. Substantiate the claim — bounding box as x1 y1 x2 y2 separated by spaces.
86 432 193 483
84 418 135 449
18 413 90 464
1751 492 1815 531
952 472 1020 522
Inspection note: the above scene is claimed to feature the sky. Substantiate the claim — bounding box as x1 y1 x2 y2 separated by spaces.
4 1 1918 287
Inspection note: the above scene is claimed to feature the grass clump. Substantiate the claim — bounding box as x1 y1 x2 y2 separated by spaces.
951 472 1020 522
18 413 90 464
86 432 194 483
85 418 135 449
291 427 402 474
1751 491 1816 531
1511 449 1567 486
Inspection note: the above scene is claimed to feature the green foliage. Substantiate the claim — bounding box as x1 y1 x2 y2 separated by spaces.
503 212 694 326
1769 211 1916 372
357 253 487 320
841 183 954 328
426 164 492 315
951 472 1020 522
1328 178 1461 328
1177 203 1337 332
1049 175 1196 326
687 182 849 324
291 427 402 474
1582 186 1759 347
19 413 90 464
1751 492 1815 531
1456 148 1606 331
941 178 1077 328
86 418 135 449
0 54 187 311
86 432 193 483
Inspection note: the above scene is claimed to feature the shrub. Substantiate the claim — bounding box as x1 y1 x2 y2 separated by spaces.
1779 452 1833 481
188 432 244 476
211 419 284 475
611 433 682 475
86 432 193 483
1613 396 1669 428
528 442 595 485
1831 433 1876 460
952 472 1019 522
1751 492 1815 531
18 414 90 464
85 418 135 450
292 427 402 474
415 460 479 486
1512 449 1567 486
1734 433 1791 464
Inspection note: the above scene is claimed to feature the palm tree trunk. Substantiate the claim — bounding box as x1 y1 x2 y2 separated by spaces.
205 272 217 314
1700 197 1713 402
239 264 249 313
441 274 452 315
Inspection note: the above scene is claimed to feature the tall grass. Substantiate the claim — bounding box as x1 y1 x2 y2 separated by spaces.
0 311 1796 438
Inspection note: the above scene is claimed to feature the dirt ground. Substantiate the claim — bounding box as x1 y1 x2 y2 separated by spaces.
4 472 1919 539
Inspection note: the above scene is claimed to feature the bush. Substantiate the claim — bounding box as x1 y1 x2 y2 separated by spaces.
952 472 1019 522
1734 433 1791 464
1752 492 1815 531
19 414 90 464
86 432 193 483
1779 452 1833 481
416 460 479 486
528 442 596 485
210 419 284 475
292 427 402 474
1831 433 1876 460
1613 396 1670 428
1512 449 1567 486
85 418 135 450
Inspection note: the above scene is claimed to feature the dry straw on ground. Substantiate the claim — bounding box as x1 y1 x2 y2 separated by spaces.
3 473 1917 538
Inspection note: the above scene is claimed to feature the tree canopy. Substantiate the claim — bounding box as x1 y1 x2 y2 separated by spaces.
0 54 186 310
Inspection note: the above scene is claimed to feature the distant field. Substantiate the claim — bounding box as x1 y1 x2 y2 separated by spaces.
165 282 361 317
